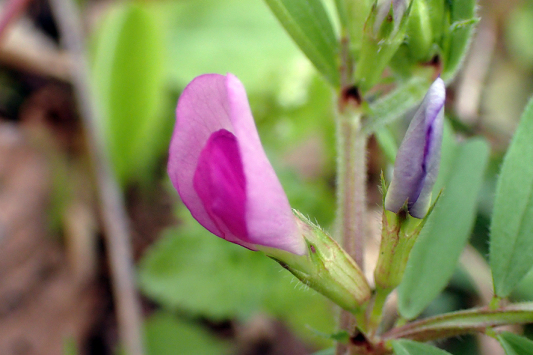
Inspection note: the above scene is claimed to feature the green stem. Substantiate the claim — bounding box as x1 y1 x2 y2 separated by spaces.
382 302 533 342
369 288 391 337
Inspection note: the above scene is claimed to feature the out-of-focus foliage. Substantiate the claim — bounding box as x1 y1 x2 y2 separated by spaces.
398 122 489 319
505 3 533 70
144 312 229 355
263 0 340 86
154 0 303 94
91 3 166 186
374 126 398 163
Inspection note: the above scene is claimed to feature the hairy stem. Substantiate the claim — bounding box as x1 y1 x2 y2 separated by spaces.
382 302 533 342
337 112 366 267
336 95 368 355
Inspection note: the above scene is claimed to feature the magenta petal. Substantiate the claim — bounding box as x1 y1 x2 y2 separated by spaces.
168 74 232 237
193 129 252 248
225 74 306 255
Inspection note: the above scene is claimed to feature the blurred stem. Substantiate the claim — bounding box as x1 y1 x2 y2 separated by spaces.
49 1 145 355
335 93 367 355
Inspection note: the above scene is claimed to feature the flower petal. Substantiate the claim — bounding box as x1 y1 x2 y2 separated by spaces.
194 129 253 249
168 74 233 237
225 74 306 255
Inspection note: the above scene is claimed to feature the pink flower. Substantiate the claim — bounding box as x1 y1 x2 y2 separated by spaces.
168 73 306 255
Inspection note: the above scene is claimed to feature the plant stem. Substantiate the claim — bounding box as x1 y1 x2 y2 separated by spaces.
337 112 366 267
382 302 533 342
49 1 145 354
335 94 368 355
368 288 391 337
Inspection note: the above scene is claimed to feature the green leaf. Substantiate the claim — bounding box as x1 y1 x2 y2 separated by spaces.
92 3 165 185
333 0 348 30
364 76 432 134
441 0 477 81
145 311 227 355
498 331 533 355
263 0 340 86
490 97 533 298
513 267 533 300
398 135 490 319
392 339 452 355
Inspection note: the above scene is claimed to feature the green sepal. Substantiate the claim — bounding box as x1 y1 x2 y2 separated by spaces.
374 190 441 292
405 0 433 61
380 171 389 206
261 211 371 313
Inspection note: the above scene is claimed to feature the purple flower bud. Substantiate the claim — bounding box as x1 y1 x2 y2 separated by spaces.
167 73 306 255
384 78 445 218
